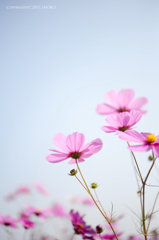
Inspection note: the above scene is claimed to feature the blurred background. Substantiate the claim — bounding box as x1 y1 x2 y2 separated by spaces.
0 0 159 239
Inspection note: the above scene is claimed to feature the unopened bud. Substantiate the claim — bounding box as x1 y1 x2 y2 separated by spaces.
91 183 98 189
96 224 103 233
148 155 153 161
69 169 78 176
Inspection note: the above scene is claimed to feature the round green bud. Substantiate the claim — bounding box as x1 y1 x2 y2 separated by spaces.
91 183 98 189
148 155 153 161
69 169 78 176
96 224 103 233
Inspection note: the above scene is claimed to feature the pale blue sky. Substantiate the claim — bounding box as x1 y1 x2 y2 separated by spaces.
0 0 159 238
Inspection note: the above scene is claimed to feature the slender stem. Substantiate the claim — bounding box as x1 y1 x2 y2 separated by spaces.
147 191 159 233
70 233 75 240
130 152 143 213
75 159 90 193
75 159 119 240
94 189 108 218
75 175 89 192
127 142 143 183
144 153 156 184
99 233 103 240
142 183 147 240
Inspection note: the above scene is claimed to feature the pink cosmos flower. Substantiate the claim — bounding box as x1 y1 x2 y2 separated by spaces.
70 210 96 240
0 214 18 228
5 186 30 201
97 89 148 115
101 110 142 133
68 195 94 206
20 218 34 229
46 132 103 164
118 130 159 157
52 203 69 218
20 205 53 220
35 183 48 195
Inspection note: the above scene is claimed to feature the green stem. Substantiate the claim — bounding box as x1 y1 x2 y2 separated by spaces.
75 159 119 240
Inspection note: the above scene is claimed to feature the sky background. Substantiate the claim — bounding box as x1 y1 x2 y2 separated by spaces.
0 0 159 239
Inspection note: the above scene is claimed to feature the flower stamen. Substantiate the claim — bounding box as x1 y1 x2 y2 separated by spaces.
146 134 157 143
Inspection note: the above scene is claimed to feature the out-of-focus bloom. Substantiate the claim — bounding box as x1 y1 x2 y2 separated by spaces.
97 89 148 115
0 214 18 228
128 237 142 240
35 183 48 195
20 205 52 220
100 233 122 239
46 132 103 164
20 218 34 229
68 195 95 206
52 203 69 218
101 110 142 133
118 130 159 157
5 186 30 201
70 210 96 240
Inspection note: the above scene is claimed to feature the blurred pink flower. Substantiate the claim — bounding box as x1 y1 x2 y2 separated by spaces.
101 110 142 133
5 186 30 201
119 130 159 157
46 132 103 164
97 89 148 115
20 205 53 220
0 214 18 228
52 203 69 218
35 183 48 195
70 210 96 239
20 218 34 229
68 195 94 206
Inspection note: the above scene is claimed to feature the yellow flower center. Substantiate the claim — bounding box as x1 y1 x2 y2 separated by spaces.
77 224 83 229
146 134 157 143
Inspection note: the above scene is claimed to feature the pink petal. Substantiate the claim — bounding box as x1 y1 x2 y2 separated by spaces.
104 90 119 108
46 153 68 163
82 138 103 158
105 114 120 128
128 110 142 127
68 158 85 164
101 126 117 133
53 133 69 153
118 130 146 143
118 89 135 108
152 145 159 158
116 112 130 126
129 97 148 110
128 144 152 152
96 103 116 115
66 132 85 152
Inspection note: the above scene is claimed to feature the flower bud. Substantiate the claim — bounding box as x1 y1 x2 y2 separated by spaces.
91 183 98 189
69 169 78 176
96 224 103 233
148 155 153 161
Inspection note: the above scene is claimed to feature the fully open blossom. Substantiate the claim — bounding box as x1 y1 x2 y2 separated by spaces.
46 132 103 164
118 130 159 157
0 214 18 228
97 89 148 115
101 110 142 133
70 210 96 240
